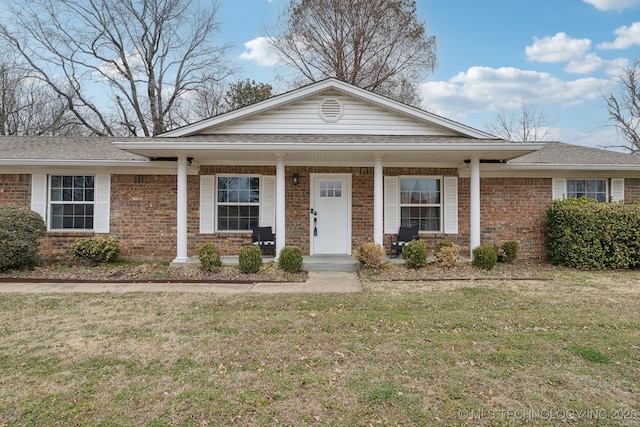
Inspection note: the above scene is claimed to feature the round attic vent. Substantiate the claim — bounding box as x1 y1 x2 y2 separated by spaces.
319 98 343 123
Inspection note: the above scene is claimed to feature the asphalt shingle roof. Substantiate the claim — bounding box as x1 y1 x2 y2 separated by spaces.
0 136 148 161
509 142 640 166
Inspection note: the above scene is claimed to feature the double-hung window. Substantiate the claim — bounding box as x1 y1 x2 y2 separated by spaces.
216 176 260 231
566 179 607 202
50 175 95 230
553 178 625 203
399 177 442 232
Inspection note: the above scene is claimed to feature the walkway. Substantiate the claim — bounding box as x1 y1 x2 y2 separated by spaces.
0 271 362 294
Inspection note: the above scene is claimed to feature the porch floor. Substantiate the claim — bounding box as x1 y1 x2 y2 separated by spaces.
178 254 405 272
221 255 363 272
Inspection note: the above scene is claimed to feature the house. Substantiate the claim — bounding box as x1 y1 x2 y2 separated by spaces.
1 79 639 264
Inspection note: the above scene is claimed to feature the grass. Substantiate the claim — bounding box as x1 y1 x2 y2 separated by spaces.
0 267 639 426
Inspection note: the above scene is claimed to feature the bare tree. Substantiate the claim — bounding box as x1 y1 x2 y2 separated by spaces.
485 101 559 142
0 0 233 136
0 53 82 136
267 0 437 106
604 59 640 153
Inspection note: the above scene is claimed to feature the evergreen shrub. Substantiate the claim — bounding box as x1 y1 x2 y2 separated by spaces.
402 239 428 269
278 246 303 273
198 243 222 272
238 245 262 273
0 208 46 271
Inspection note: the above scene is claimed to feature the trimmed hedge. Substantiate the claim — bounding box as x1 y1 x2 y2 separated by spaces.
402 239 428 269
355 242 387 269
278 246 303 273
238 245 262 273
0 208 46 271
472 244 498 271
198 243 222 272
71 236 120 264
546 198 640 270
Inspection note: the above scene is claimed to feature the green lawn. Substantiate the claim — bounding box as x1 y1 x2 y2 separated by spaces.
0 267 639 426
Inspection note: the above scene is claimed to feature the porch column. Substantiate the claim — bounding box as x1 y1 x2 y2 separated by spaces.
173 156 189 264
275 156 286 259
373 157 384 245
469 158 481 258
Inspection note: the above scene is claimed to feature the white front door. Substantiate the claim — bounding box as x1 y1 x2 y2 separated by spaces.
310 174 352 255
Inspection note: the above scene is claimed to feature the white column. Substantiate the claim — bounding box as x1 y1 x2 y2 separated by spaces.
275 157 286 259
373 157 384 245
469 158 481 258
173 156 189 264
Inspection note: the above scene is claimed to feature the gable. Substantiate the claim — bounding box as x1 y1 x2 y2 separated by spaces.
201 91 458 136
161 79 495 139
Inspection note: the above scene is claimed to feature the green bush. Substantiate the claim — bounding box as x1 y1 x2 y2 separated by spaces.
435 243 460 269
71 236 120 264
472 244 498 271
278 246 303 273
0 208 46 271
547 198 640 269
402 239 428 269
198 243 222 272
238 245 262 273
355 242 387 269
501 241 518 263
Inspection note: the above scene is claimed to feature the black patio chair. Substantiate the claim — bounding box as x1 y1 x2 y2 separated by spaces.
251 226 276 256
389 225 419 257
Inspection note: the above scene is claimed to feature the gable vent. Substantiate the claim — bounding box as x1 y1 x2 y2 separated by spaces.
319 98 343 123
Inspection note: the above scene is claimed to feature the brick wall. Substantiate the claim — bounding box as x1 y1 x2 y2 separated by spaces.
3 172 638 262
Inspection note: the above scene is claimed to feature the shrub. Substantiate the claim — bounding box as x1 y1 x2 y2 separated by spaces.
472 244 498 271
238 245 262 273
435 243 460 269
546 198 640 269
434 241 455 255
501 241 518 263
278 246 303 273
0 208 46 271
401 239 428 269
198 243 222 272
71 236 120 264
355 242 387 269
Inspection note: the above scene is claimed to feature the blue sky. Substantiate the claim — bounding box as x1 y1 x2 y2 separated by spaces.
217 0 640 148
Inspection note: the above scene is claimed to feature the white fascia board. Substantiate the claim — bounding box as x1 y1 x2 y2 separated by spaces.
116 141 543 153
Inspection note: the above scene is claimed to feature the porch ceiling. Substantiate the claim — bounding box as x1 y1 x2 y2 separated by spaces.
115 141 543 166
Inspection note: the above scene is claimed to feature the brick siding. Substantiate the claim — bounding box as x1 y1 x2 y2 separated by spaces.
1 172 636 262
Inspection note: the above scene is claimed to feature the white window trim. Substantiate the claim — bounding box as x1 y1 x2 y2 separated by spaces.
38 173 110 233
553 177 624 203
398 175 443 234
214 174 262 233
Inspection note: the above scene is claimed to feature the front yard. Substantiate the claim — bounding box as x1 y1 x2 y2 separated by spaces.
0 266 639 426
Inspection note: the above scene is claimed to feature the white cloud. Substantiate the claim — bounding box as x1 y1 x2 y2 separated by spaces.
239 37 280 66
565 54 629 75
597 22 640 49
525 33 592 63
583 0 640 10
420 66 614 119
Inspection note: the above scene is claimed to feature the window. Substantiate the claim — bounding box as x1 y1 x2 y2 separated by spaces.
50 175 95 230
566 179 607 202
399 177 441 232
320 181 342 197
217 176 260 231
